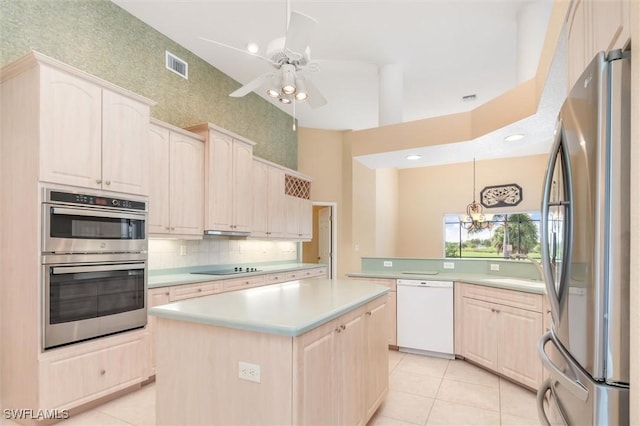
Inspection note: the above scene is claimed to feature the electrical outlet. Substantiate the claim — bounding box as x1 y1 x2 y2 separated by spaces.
490 264 500 271
383 261 393 267
179 245 187 256
443 262 455 269
239 361 261 383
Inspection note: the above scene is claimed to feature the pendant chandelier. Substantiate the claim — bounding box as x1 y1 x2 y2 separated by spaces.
460 158 494 231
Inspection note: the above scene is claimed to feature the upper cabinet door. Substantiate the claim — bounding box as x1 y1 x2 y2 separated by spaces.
170 132 204 235
39 66 102 189
232 140 253 233
206 130 233 231
102 89 150 195
148 124 171 234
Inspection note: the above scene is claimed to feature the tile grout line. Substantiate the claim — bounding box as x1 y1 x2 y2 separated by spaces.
422 359 449 426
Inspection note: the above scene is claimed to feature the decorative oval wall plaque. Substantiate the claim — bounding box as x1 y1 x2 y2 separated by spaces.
480 183 523 208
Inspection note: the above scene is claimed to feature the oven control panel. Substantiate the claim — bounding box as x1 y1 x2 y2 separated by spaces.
48 190 146 211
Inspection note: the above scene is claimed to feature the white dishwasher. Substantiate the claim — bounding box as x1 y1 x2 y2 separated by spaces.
396 279 454 358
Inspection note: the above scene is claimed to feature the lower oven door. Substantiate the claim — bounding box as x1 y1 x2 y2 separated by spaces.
44 259 147 349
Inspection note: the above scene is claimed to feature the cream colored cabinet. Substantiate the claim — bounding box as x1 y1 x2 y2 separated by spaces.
168 281 222 302
39 65 151 195
567 0 631 89
284 173 313 240
293 297 387 426
148 288 170 375
186 124 254 234
365 296 390 420
457 283 544 390
0 52 154 416
148 121 204 236
252 158 287 238
349 277 397 347
285 195 313 240
222 274 266 292
39 331 148 410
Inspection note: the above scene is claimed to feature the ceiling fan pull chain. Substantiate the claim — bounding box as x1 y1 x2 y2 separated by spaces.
292 99 297 131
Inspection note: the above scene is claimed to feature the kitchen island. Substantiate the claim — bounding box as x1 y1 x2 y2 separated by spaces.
150 279 390 426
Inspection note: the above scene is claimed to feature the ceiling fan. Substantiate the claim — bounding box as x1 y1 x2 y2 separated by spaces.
198 9 327 109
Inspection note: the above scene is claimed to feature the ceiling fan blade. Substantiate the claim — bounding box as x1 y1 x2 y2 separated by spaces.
229 73 270 97
284 11 317 59
303 77 327 109
198 36 273 64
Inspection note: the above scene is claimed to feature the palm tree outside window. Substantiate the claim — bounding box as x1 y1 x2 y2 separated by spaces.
444 212 541 259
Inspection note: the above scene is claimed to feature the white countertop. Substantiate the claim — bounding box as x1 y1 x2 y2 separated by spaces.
149 279 389 337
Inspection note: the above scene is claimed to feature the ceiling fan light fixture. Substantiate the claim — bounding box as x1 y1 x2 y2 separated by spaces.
247 42 259 54
294 76 308 101
266 74 281 98
281 64 296 95
279 95 292 104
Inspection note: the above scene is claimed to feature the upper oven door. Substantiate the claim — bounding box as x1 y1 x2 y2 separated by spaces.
43 204 147 254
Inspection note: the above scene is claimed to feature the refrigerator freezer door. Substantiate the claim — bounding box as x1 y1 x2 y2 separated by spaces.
537 331 629 425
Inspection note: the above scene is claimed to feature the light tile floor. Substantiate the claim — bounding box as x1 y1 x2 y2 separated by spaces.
1 350 539 426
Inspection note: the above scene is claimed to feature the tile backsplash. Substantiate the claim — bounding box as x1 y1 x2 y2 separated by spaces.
148 237 298 270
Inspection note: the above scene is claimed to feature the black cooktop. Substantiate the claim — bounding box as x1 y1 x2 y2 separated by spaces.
191 267 262 276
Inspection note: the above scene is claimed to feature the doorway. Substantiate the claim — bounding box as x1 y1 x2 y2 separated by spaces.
302 202 337 278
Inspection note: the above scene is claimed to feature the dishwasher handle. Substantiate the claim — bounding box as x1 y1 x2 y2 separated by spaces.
396 280 453 288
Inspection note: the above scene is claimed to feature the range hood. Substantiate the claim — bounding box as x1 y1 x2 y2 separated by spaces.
204 230 251 237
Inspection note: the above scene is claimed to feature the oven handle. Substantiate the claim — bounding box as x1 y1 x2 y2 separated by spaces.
51 263 146 275
50 206 146 221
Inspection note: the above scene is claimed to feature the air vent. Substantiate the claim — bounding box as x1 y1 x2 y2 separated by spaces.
462 94 477 102
165 51 188 79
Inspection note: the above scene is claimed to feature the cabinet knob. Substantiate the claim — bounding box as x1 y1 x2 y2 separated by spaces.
366 311 372 316
197 288 202 292
100 369 106 375
245 281 250 285
335 327 341 333
340 324 346 330
105 180 111 185
96 179 102 184
165 292 169 296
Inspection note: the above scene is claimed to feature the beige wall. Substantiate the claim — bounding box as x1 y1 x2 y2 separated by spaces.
395 156 548 258
375 168 399 256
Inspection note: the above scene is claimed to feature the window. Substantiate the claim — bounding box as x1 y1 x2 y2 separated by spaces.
444 212 541 259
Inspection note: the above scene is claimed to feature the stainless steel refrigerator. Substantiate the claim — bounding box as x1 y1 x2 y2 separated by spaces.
537 49 630 425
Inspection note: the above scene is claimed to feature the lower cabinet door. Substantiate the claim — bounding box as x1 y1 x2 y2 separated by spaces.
293 320 337 425
335 308 366 426
365 297 389 420
460 297 499 371
497 304 543 389
39 332 147 409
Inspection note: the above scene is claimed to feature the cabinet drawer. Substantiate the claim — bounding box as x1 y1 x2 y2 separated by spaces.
459 283 542 312
169 281 222 301
39 332 147 409
223 274 266 291
265 273 288 284
285 268 326 281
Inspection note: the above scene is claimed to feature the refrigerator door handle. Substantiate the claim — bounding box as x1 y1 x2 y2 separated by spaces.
538 331 588 402
540 123 563 324
537 378 569 426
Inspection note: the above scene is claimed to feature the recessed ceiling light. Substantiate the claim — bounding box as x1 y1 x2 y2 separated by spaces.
406 155 421 160
504 133 524 142
247 42 259 54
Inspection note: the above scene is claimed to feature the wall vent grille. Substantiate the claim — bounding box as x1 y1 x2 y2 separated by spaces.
165 51 188 79
285 175 311 200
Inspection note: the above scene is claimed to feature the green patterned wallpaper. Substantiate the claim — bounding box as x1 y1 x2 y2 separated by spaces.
0 0 297 169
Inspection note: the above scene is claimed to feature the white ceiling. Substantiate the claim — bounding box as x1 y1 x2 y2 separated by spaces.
112 0 565 168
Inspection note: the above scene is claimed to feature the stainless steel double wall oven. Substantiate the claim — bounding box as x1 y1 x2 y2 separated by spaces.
42 188 148 349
